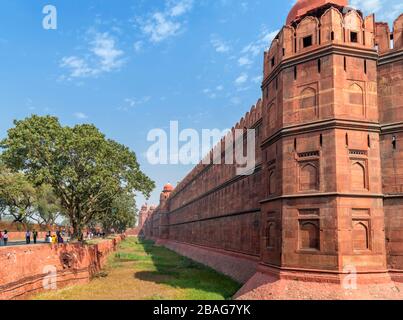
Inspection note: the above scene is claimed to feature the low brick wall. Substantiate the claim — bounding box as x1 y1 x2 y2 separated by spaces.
5 232 49 241
0 236 123 300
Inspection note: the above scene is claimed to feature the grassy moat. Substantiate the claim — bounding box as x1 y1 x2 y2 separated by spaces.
34 237 241 300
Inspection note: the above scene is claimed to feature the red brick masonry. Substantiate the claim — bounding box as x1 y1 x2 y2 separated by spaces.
139 1 403 299
0 236 123 300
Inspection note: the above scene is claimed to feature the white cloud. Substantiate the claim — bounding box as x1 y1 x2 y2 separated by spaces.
235 73 248 85
238 56 252 66
142 13 181 43
60 56 93 78
350 0 382 13
118 96 152 111
138 0 194 43
74 112 88 119
169 0 193 17
241 29 279 58
236 28 279 70
133 41 143 52
60 32 125 80
211 36 230 53
91 32 124 72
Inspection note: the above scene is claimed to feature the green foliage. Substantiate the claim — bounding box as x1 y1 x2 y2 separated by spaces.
1 115 155 237
0 166 36 224
99 192 137 233
33 184 62 226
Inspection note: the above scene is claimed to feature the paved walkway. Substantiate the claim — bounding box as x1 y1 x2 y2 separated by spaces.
3 240 47 247
1 238 70 247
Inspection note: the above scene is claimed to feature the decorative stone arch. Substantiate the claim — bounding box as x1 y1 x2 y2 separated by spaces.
344 10 364 44
299 221 320 250
296 16 320 51
266 222 276 249
299 87 318 121
320 7 344 43
282 25 295 56
353 221 369 251
267 38 280 74
347 82 365 116
351 161 367 190
299 162 319 191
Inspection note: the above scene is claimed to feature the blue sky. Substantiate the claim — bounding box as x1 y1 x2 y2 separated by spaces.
0 0 401 206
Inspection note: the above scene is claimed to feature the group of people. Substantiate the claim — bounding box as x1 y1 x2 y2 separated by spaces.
0 231 9 246
45 230 65 244
24 230 39 244
0 229 66 246
86 231 107 240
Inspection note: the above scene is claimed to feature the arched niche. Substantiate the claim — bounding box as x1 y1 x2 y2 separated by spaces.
299 221 320 250
351 161 367 190
299 162 319 191
268 103 276 130
299 87 318 121
266 222 276 249
353 221 369 251
347 83 365 116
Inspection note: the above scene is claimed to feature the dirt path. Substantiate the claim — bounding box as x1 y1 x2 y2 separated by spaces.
33 237 240 300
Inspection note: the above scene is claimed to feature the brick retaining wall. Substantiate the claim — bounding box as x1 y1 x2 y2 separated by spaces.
0 236 123 300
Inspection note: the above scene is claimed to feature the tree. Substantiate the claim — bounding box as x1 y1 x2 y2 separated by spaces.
99 192 137 234
0 166 36 225
31 184 62 227
1 115 155 239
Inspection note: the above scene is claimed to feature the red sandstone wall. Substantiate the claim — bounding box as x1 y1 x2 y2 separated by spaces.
5 232 49 241
141 6 402 286
378 56 403 272
0 236 122 300
155 102 264 257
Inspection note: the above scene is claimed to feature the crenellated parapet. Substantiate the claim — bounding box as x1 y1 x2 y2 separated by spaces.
375 14 403 55
264 5 377 81
168 99 263 201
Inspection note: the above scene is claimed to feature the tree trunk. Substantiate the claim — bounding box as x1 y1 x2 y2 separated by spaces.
71 218 83 241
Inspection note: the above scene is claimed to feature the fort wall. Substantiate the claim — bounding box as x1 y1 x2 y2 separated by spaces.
377 13 403 275
140 2 403 299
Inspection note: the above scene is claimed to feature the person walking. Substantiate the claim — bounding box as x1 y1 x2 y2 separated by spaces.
46 231 52 243
0 230 3 246
57 233 64 244
25 230 31 244
33 230 38 244
3 231 8 246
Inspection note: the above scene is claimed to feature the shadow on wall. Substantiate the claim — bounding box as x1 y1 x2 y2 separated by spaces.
126 239 240 299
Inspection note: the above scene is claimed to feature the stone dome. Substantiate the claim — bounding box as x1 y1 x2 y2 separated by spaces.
286 0 348 25
163 183 174 192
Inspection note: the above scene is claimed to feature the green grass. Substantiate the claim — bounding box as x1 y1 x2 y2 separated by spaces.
34 237 241 300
